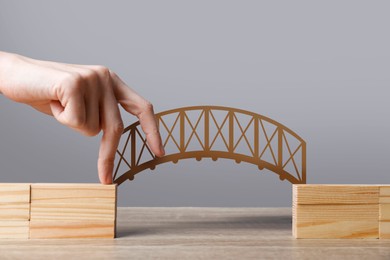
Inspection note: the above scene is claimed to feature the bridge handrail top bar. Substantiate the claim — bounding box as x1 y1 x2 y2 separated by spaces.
122 105 306 143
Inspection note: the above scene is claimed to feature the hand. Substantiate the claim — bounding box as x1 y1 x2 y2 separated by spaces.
0 51 165 184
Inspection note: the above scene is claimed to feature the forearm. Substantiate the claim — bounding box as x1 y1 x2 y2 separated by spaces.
0 51 7 94
0 51 18 95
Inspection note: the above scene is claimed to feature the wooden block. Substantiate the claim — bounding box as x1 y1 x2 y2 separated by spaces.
30 184 116 239
380 187 390 203
295 220 378 239
293 204 379 238
380 187 390 196
0 183 30 203
380 221 390 239
293 185 381 239
0 184 30 220
293 185 379 205
380 204 390 221
380 197 390 203
31 183 116 204
29 219 115 239
0 221 29 239
294 204 379 222
30 183 116 220
0 203 30 220
31 203 115 221
379 187 390 239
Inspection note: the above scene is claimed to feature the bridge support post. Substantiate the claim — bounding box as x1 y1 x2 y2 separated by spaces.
278 127 283 170
229 111 234 153
130 127 136 168
204 108 210 152
254 118 259 158
180 111 185 153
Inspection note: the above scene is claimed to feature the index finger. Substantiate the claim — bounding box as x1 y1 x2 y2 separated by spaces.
98 90 124 184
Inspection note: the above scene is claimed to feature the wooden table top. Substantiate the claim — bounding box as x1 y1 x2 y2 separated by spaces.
1 207 390 259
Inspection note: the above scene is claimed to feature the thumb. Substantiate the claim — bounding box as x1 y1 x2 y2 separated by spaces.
50 96 86 130
50 100 64 119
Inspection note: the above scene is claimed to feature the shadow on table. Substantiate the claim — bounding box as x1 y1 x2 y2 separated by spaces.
117 215 292 237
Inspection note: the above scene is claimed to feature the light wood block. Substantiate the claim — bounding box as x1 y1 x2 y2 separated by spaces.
29 219 115 239
380 204 390 221
294 204 379 238
0 184 30 220
29 184 116 239
30 183 116 221
293 185 382 239
0 183 117 239
380 221 390 239
379 187 390 239
31 183 116 204
0 221 29 239
380 187 390 196
295 221 378 239
295 204 379 222
293 184 379 205
380 187 390 203
0 203 30 220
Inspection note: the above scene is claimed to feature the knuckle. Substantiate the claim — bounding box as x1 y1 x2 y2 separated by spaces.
62 72 85 94
109 70 118 78
84 68 99 81
71 113 86 128
93 65 111 79
110 121 124 135
96 65 110 74
84 126 101 137
91 126 101 136
59 113 85 130
70 72 84 85
98 157 115 170
142 100 154 113
104 121 124 138
91 66 112 89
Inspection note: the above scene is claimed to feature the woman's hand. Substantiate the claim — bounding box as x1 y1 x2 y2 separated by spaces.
0 51 165 184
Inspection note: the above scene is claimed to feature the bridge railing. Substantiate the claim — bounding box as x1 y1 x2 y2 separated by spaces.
114 106 306 185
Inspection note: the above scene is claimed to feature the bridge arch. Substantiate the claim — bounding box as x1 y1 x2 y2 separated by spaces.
114 106 306 185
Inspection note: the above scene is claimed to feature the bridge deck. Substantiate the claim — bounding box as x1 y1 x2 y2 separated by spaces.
1 207 390 259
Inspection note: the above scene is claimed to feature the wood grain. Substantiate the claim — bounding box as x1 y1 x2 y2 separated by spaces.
30 184 116 239
294 204 379 222
0 184 30 220
295 220 378 239
379 188 390 238
30 184 116 221
293 185 384 239
293 204 379 238
0 221 29 239
29 219 115 239
293 184 379 205
0 183 30 203
380 204 390 221
380 187 390 196
0 203 30 220
380 221 390 239
31 183 116 204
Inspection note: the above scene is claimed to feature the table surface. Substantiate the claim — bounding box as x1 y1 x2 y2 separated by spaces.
1 207 390 259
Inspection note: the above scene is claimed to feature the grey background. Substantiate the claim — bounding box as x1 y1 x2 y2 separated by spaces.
0 0 389 207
